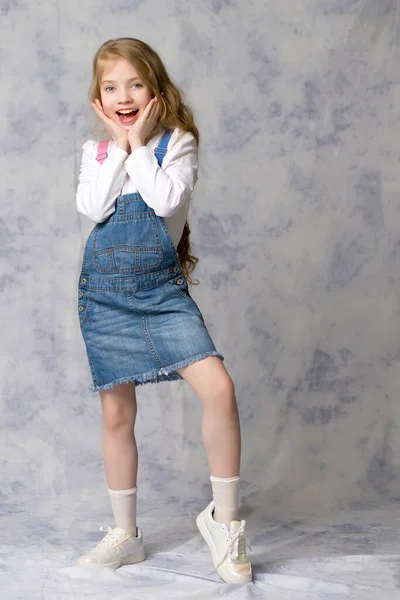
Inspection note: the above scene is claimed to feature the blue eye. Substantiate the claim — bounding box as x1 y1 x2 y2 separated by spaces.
104 83 142 92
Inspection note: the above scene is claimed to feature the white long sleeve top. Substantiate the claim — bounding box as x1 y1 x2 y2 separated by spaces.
76 128 198 249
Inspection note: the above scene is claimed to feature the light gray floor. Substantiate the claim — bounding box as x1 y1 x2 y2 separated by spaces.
3 500 400 599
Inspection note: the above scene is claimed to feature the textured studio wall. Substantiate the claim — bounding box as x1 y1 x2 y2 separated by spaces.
1 0 400 532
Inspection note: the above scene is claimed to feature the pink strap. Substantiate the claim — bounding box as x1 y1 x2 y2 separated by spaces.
96 139 110 164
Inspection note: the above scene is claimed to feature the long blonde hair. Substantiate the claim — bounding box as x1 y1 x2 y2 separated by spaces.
88 37 199 284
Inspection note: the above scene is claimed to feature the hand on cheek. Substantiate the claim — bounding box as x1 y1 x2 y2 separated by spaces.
127 98 160 152
91 99 129 150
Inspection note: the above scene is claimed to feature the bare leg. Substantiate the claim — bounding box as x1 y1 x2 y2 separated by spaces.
76 382 143 566
100 381 138 489
99 382 138 534
177 357 251 582
178 356 241 477
177 356 241 524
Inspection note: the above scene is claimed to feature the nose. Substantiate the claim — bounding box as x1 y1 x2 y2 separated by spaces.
117 88 134 104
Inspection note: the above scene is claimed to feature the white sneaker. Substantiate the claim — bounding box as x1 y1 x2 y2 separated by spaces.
76 525 145 569
196 501 252 584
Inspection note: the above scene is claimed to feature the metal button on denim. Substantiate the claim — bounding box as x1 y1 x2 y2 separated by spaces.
79 291 84 298
79 306 85 312
177 279 183 285
81 278 87 284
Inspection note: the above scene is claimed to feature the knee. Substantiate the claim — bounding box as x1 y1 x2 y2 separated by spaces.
207 374 237 414
102 402 136 435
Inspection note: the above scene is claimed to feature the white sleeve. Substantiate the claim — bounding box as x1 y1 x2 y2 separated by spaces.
123 130 198 218
76 140 128 223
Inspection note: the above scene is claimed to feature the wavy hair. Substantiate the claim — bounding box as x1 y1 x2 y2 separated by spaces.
88 37 200 284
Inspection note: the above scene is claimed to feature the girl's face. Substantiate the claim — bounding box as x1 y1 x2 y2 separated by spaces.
99 58 153 129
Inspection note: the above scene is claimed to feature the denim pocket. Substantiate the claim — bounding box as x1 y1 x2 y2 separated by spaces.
92 214 164 274
92 246 163 274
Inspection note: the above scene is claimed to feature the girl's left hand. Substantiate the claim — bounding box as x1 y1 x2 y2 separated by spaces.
127 98 160 152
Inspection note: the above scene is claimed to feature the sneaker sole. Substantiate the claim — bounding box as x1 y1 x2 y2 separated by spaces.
77 545 146 570
196 512 252 584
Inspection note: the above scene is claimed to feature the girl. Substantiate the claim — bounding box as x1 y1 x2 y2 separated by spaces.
75 37 251 584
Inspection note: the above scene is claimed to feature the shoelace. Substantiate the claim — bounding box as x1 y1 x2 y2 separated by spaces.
216 521 252 568
235 528 246 560
95 525 125 550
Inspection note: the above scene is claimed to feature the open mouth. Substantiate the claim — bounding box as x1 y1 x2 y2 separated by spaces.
116 109 139 123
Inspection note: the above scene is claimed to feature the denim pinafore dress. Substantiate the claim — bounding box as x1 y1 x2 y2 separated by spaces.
78 130 223 392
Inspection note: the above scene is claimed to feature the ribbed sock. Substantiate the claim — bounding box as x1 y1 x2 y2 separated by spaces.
210 475 240 525
108 487 137 536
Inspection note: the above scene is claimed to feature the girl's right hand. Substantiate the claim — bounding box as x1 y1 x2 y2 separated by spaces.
91 99 129 151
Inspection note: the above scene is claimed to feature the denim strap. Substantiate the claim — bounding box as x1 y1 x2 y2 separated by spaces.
154 130 173 167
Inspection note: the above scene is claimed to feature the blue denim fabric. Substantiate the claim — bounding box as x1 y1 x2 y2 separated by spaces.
78 131 223 392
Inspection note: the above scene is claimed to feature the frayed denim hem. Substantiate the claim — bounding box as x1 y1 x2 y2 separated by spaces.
89 351 224 392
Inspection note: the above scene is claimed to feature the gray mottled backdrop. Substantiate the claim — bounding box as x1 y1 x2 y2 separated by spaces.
2 1 400 598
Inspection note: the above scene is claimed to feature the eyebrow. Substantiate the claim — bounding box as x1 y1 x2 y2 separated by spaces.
101 77 141 84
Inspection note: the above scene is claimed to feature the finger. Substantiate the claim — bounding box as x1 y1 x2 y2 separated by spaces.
146 101 160 122
92 107 108 123
144 98 157 115
153 99 160 114
150 100 160 119
91 101 103 115
92 101 112 123
92 99 107 114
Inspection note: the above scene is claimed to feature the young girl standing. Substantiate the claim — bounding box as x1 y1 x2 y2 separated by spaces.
75 37 252 584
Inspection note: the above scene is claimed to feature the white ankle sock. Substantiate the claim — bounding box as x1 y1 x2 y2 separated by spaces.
108 487 137 535
209 475 240 525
